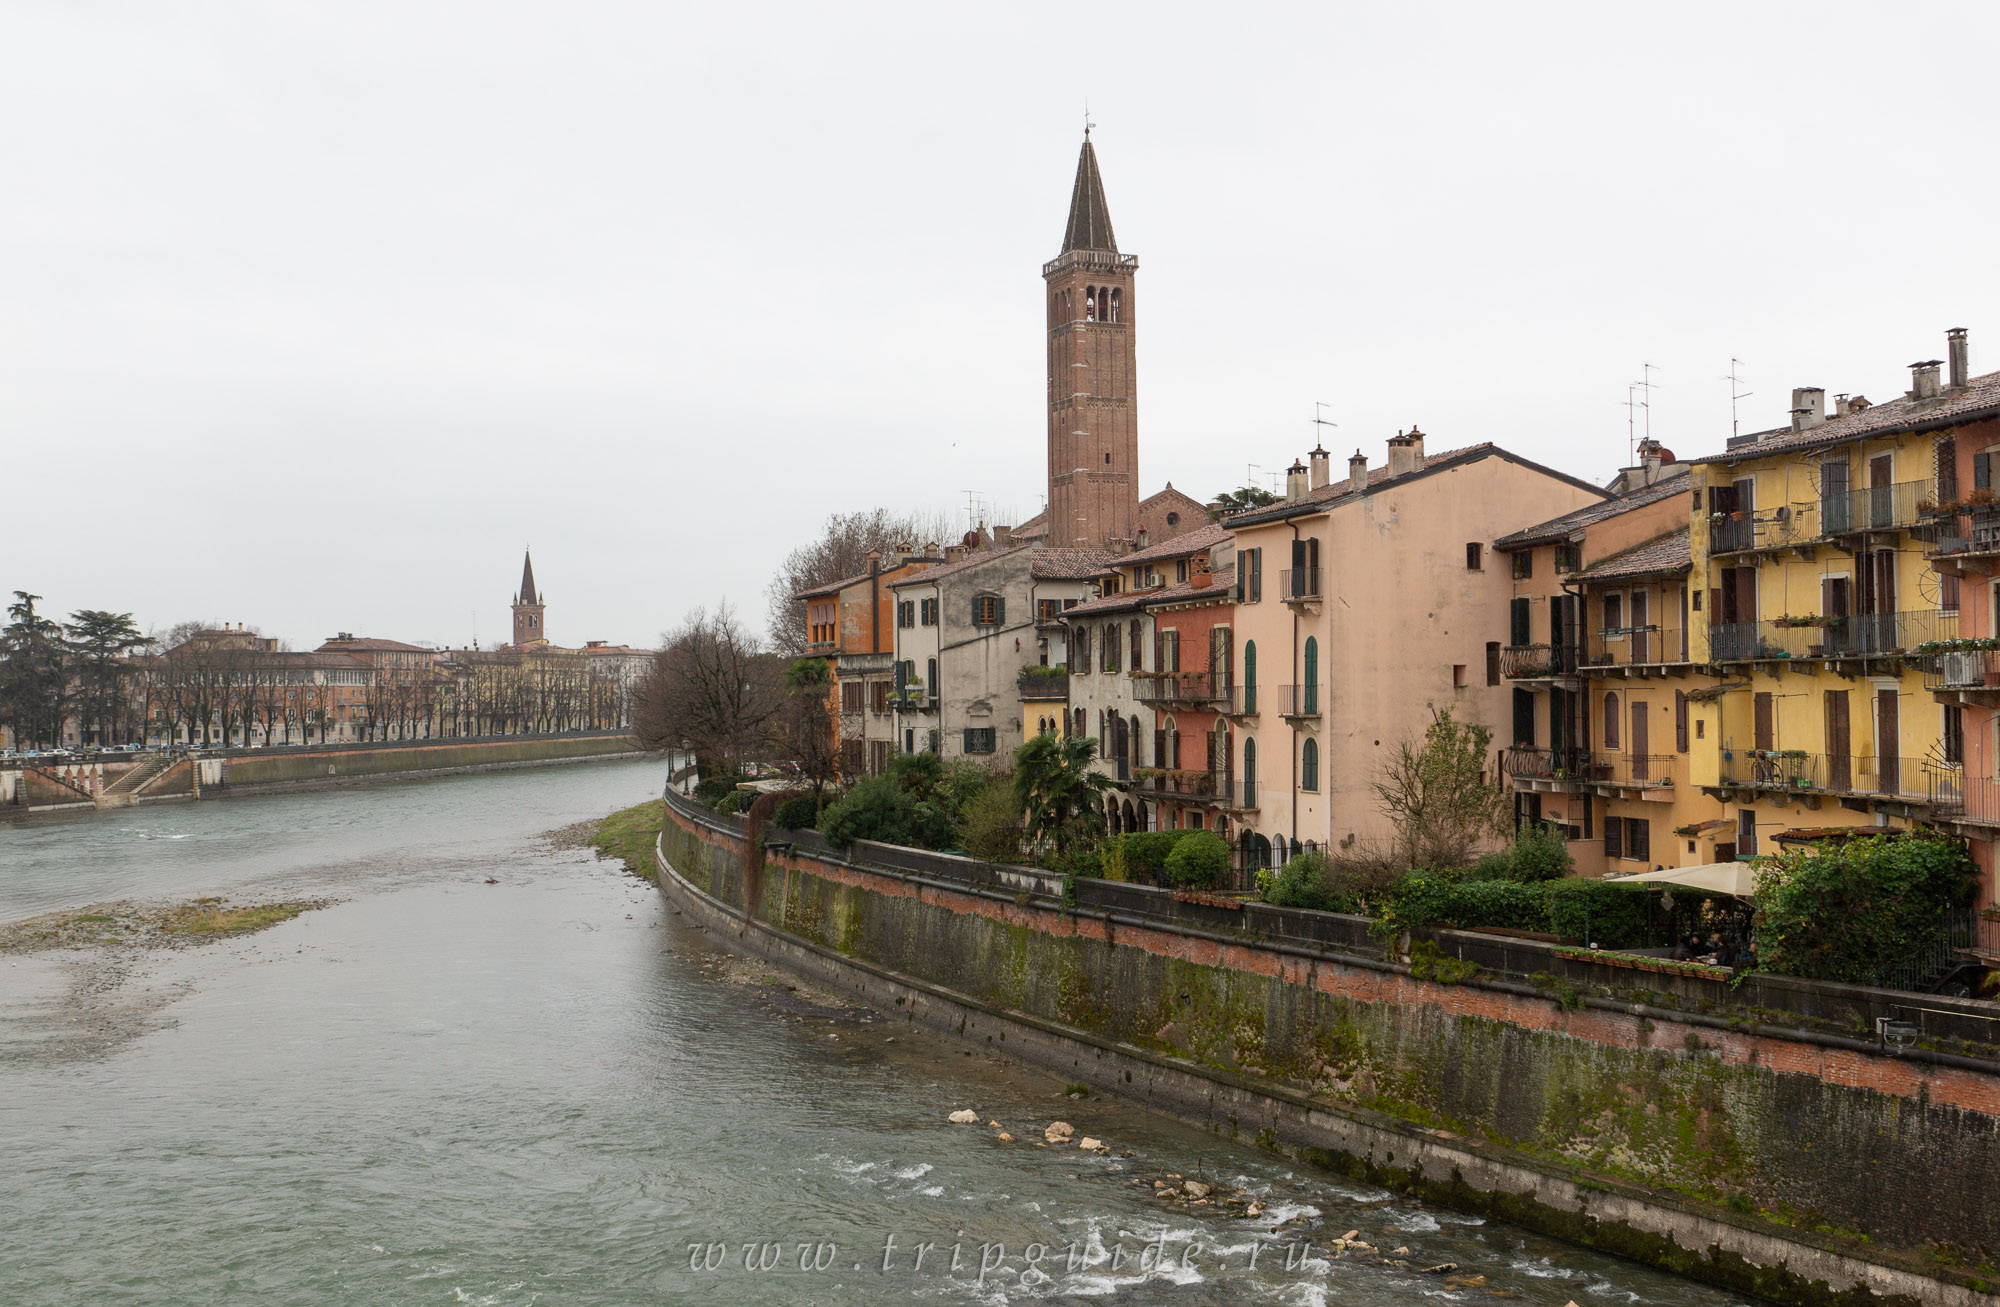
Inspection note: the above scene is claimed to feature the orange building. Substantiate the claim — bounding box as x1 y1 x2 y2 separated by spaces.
796 548 942 777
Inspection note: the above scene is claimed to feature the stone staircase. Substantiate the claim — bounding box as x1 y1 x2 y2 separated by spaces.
98 753 175 808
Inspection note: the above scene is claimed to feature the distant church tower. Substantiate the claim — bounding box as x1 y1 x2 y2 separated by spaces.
1044 131 1140 549
512 551 547 646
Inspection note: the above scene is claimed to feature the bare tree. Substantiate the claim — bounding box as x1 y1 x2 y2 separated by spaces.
764 507 956 655
1371 707 1512 870
634 603 783 776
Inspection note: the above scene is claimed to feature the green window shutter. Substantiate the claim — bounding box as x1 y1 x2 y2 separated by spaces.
971 596 983 624
1977 453 1992 490
995 597 1006 626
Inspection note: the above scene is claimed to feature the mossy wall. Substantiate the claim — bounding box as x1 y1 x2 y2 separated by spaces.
662 811 2000 1267
220 734 639 785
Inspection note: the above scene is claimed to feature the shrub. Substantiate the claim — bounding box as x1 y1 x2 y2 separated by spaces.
713 788 749 816
817 775 916 847
1113 830 1195 885
1258 850 1360 914
771 794 818 832
1464 823 1573 883
1545 878 1650 947
958 780 1024 863
694 773 745 806
1164 830 1231 890
1753 834 1978 987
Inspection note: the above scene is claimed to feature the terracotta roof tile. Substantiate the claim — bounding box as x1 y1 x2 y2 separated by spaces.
1223 444 1602 527
890 544 1033 587
1116 522 1231 566
1030 548 1118 580
1692 369 2000 465
1494 471 1690 548
1573 528 1691 582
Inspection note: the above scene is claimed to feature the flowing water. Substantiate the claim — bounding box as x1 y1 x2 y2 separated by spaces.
0 761 1755 1305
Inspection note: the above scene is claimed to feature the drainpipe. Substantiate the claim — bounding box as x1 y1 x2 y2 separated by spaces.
1289 520 1303 850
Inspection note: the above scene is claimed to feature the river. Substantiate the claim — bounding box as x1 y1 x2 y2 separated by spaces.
0 761 1755 1305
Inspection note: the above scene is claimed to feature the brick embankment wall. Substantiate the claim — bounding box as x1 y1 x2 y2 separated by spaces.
214 734 642 793
656 790 2000 1307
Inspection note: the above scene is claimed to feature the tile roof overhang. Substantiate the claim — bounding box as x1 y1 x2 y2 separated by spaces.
1223 444 1607 528
1692 369 2000 466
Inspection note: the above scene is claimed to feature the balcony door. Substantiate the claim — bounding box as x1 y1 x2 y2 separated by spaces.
1877 689 1900 794
1630 591 1650 664
1824 690 1851 791
1869 453 1894 530
1821 458 1851 533
1630 700 1649 780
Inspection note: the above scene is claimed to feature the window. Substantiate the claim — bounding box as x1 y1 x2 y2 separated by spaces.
1946 705 1965 764
1300 738 1319 791
1737 808 1758 858
1103 624 1120 673
1675 690 1689 753
871 681 890 714
1249 548 1263 602
1243 640 1258 713
972 594 1003 626
1466 542 1483 571
1627 817 1650 863
1604 815 1622 860
1073 627 1091 673
1512 552 1533 580
1603 692 1621 748
1601 592 1624 635
1160 629 1180 671
1303 637 1319 714
897 600 915 628
1555 543 1582 573
840 739 864 775
1486 641 1501 686
926 658 937 696
963 727 997 754
1943 572 1962 614
1243 736 1257 790
920 597 938 626
1037 598 1061 624
841 681 863 713
1512 688 1535 746
1130 620 1144 669
1509 596 1531 646
1166 511 1179 526
1453 664 1467 688
1176 559 1189 583
869 740 891 774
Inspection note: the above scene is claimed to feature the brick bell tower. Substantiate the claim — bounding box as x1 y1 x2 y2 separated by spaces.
511 550 546 646
1044 131 1139 549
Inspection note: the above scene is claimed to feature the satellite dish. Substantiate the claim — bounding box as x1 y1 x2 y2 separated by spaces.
962 530 981 547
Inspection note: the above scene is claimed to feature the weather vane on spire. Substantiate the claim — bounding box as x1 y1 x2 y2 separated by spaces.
1084 97 1094 138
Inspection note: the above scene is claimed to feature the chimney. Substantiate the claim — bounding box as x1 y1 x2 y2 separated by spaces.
1790 387 1826 432
1347 449 1369 490
1386 426 1426 477
1308 445 1331 491
1285 458 1309 500
1949 328 1969 389
1135 526 1149 549
1833 393 1852 418
1911 360 1943 400
866 548 883 574
993 524 1012 548
1189 555 1213 588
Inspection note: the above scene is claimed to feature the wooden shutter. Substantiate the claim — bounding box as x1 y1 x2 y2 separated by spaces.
1825 690 1851 790
1604 816 1623 860
1977 452 1993 490
1630 818 1650 863
1753 692 1774 752
995 597 1006 625
1603 692 1620 748
1510 597 1531 646
1675 691 1688 753
1513 688 1535 747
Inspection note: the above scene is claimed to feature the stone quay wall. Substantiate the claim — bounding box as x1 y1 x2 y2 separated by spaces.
656 786 2000 1307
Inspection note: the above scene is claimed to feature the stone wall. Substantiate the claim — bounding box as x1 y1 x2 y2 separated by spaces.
659 791 2000 1306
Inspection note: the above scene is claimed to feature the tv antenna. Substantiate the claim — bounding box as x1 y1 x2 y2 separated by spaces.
1313 401 1337 447
1724 357 1753 441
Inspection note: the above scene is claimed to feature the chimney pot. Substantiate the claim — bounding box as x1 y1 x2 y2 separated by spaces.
1911 360 1943 400
1790 387 1826 432
1949 328 1969 389
1309 445 1332 491
1347 449 1369 490
1285 459 1310 501
1386 426 1426 477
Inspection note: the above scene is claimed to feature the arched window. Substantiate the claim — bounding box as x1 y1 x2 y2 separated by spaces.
1301 737 1320 791
1086 286 1097 321
1110 287 1122 322
1113 715 1128 772
1243 640 1257 714
1604 692 1621 749
1243 736 1257 791
1303 637 1319 714
1272 833 1288 867
1165 716 1181 769
1130 619 1144 669
1129 715 1142 767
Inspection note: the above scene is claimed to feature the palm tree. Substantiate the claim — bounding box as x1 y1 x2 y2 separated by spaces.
1012 732 1114 855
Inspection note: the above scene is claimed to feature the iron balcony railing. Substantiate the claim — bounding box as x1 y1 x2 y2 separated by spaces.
1819 478 1934 536
1500 642 1577 678
1218 684 1258 716
1716 748 1959 804
1926 649 2000 693
1216 779 1259 810
1709 608 1951 663
1145 769 1226 803
1708 502 1819 556
1279 567 1321 601
1135 671 1224 706
1016 668 1070 700
1580 751 1682 789
1501 745 1586 781
1279 683 1321 717
1947 774 2000 826
1925 510 2000 562
1582 623 1691 669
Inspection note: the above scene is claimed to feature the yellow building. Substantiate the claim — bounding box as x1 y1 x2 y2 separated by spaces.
1686 382 1957 858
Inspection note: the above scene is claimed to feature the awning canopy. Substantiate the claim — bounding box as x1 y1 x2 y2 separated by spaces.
1605 861 1759 897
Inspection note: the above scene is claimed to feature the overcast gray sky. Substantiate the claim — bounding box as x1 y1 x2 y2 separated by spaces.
6 2 1996 650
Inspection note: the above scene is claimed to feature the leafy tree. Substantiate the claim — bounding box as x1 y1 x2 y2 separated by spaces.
1164 829 1232 889
957 777 1024 863
818 774 919 847
64 609 144 746
1012 732 1114 857
1 592 69 749
1211 485 1280 517
1257 850 1361 913
1753 834 1978 987
779 657 837 809
1372 707 1511 869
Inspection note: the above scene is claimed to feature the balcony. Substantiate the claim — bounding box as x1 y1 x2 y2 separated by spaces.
1142 768 1225 803
1218 684 1259 716
1715 748 1959 806
888 689 936 713
1500 643 1576 679
1579 751 1681 798
1709 609 1950 664
1925 648 2000 699
1135 671 1224 707
1708 503 1819 557
1278 568 1321 603
1216 779 1259 811
1016 667 1070 701
1818 478 1934 537
1278 683 1321 718
1582 624 1692 674
1502 745 1585 787
1925 509 2000 574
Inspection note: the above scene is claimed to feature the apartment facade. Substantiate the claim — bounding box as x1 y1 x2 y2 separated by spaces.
1220 433 1608 865
796 549 941 777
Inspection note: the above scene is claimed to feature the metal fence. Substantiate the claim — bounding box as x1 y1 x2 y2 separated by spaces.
1717 749 1959 803
1278 683 1321 717
1500 643 1575 678
1710 608 1950 663
1279 567 1321 600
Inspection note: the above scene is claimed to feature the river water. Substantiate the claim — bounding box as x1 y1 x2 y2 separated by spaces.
0 761 1754 1306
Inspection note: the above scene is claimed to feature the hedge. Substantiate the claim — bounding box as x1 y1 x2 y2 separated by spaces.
1101 829 1199 884
1381 872 1660 948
